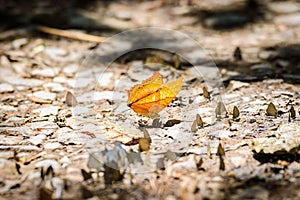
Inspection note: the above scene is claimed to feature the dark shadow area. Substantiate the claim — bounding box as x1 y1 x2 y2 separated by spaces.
225 176 300 199
0 0 121 35
187 0 265 30
222 44 300 86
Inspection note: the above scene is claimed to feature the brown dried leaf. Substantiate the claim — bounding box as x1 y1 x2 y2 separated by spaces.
174 54 180 69
142 127 152 143
215 101 227 119
233 106 240 119
217 143 225 157
266 102 277 116
290 105 296 119
65 91 77 106
191 120 197 133
139 138 151 152
203 86 210 99
196 114 203 127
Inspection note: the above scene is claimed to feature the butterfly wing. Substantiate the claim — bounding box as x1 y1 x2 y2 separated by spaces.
129 74 184 117
128 72 163 105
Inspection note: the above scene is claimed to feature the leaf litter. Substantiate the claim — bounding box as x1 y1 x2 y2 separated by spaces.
1 2 300 199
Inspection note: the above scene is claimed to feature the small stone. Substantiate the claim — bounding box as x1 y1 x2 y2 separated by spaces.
275 13 300 26
227 80 250 91
30 121 59 130
57 127 92 144
1 55 11 67
97 72 114 88
77 91 126 102
44 46 67 61
0 145 39 151
0 105 18 112
0 135 23 145
268 2 300 14
0 83 14 93
12 38 28 49
3 77 44 87
44 142 61 150
31 68 57 78
27 134 46 145
43 82 65 93
63 64 78 77
32 106 60 117
32 91 56 101
6 116 25 124
114 11 132 21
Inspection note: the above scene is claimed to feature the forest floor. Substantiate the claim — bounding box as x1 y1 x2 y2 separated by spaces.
1 0 300 199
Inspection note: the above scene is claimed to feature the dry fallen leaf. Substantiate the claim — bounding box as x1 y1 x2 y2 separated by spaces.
290 105 296 119
128 72 184 118
266 102 277 116
233 106 240 119
174 54 180 69
196 114 203 127
139 138 151 152
65 91 77 106
233 46 242 61
202 86 210 99
217 143 225 171
215 101 227 119
142 127 152 144
191 120 197 133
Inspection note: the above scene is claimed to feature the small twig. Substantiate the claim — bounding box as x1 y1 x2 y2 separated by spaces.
36 25 107 43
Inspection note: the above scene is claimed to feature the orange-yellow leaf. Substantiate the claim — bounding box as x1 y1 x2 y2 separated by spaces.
128 72 184 117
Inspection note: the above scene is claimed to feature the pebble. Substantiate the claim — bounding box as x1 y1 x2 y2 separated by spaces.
230 156 246 168
27 134 46 145
44 142 61 150
210 130 231 138
0 83 14 93
114 11 132 21
0 145 39 151
57 127 92 144
31 68 57 78
268 2 300 14
40 129 54 136
44 46 67 61
0 135 23 145
227 80 250 91
66 77 94 88
77 91 126 103
97 72 114 87
32 91 56 101
43 82 65 93
32 106 60 117
63 64 78 77
12 38 28 49
4 76 44 87
0 105 18 112
275 13 300 26
0 55 10 67
30 121 59 130
6 116 26 124
166 154 197 177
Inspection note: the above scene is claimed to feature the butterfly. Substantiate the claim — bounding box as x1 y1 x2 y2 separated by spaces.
127 72 184 118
